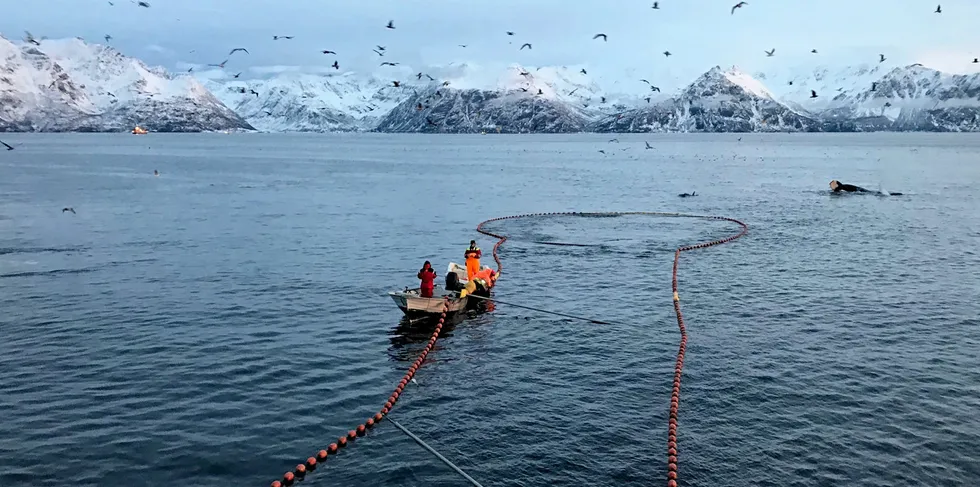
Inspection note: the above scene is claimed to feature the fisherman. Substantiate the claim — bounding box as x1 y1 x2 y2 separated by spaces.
464 240 482 281
829 180 870 193
461 268 496 298
417 261 437 298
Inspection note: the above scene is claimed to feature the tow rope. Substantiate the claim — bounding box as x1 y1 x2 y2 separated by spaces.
475 212 748 487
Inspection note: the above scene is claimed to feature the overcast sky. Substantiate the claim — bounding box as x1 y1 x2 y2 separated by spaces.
4 0 980 86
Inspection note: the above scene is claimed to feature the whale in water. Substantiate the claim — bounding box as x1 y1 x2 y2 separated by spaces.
830 180 903 196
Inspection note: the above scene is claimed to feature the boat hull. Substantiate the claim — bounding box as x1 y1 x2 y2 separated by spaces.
389 289 468 316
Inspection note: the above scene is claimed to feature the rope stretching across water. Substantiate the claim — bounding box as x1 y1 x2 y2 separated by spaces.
475 211 749 487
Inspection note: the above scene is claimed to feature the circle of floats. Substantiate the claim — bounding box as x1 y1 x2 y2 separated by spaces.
269 211 747 487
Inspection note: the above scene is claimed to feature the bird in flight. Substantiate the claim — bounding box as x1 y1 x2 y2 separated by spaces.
208 59 229 68
459 44 467 48
811 49 818 54
879 53 886 63
645 141 653 149
871 82 877 91
765 48 775 57
376 45 386 51
392 81 401 87
24 31 40 46
331 61 339 69
380 62 399 66
229 48 248 56
652 2 660 9
650 85 661 92
249 89 259 97
935 4 941 13
386 20 395 29
580 69 587 75
731 1 747 14
520 43 532 50
273 35 294 40
810 90 818 98
663 51 672 57
62 207 76 214
506 31 515 36
973 58 978 64
137 1 150 7
104 34 112 42
373 49 385 57
1 140 14 150
321 50 336 55
593 33 607 41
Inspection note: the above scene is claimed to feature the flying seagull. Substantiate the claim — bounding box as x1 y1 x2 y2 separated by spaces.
645 141 653 149
580 69 587 74
373 49 385 57
62 207 76 214
811 49 818 54
380 62 398 66
331 61 339 70
229 48 248 56
650 86 661 92
386 20 395 29
392 81 401 87
273 35 294 40
321 50 336 54
879 53 886 63
652 2 660 9
104 34 112 42
731 1 747 14
593 33 607 41
765 48 775 57
810 90 818 98
973 58 978 64
137 1 150 7
376 45 386 51
520 43 532 50
506 31 515 36
208 59 228 68
663 51 672 57
1 140 14 150
935 4 941 13
871 82 877 91
24 31 40 46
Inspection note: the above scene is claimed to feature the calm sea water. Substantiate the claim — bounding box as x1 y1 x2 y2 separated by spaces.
1 133 979 487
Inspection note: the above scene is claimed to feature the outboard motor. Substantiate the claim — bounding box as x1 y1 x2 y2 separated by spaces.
445 271 462 291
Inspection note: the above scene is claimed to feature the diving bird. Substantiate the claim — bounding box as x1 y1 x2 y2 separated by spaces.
645 141 653 149
731 1 747 14
1 140 14 150
386 20 395 29
273 35 294 40
765 48 775 57
663 51 672 57
879 53 886 63
380 62 398 66
321 50 336 54
935 4 941 13
593 33 607 41
62 207 76 214
331 61 339 69
228 48 248 56
652 2 660 9
810 90 818 98
520 43 532 50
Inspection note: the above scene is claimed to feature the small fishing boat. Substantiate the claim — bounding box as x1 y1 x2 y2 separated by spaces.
131 126 148 135
388 289 468 316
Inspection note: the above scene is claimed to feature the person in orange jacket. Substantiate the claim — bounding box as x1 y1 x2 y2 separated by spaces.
417 261 437 298
464 240 481 281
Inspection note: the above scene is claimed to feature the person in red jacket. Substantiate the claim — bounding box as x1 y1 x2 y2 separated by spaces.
417 261 437 298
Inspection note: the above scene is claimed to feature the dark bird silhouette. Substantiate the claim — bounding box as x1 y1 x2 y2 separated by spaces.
208 59 228 68
250 89 259 97
229 48 248 56
935 4 941 13
376 45 386 51
520 87 528 92
537 88 543 95
879 53 886 63
973 58 979 63
608 138 619 143
187 67 193 73
373 49 384 57
321 50 336 54
765 48 775 57
1 140 14 150
640 79 651 84
442 81 450 86
236 87 246 94
598 150 606 154
645 141 653 149
104 34 112 42
731 1 747 14
593 33 607 41
650 86 661 92
663 51 672 57
884 102 892 107
331 61 339 69
426 117 437 126
811 49 818 53
506 31 515 36
381 62 398 66
386 20 395 29
62 207 76 214
601 96 607 103
137 1 150 7
520 43 532 50
871 82 877 91
580 69 587 74
652 2 660 9
810 90 818 98
459 44 467 48
273 35 294 40
425 74 435 81
788 80 793 85
108 1 114 4
416 103 423 111
644 96 651 103
24 31 40 46
417 72 423 80
392 81 401 87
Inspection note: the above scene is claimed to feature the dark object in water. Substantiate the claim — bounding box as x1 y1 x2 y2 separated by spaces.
445 271 462 291
829 180 870 193
678 191 696 198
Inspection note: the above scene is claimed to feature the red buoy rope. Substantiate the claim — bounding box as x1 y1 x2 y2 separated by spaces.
475 211 748 487
268 297 453 487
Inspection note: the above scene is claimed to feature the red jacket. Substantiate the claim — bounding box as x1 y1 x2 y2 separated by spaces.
418 268 437 287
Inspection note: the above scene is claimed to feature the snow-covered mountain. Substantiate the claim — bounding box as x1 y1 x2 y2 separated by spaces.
591 66 820 132
0 35 251 132
204 72 408 132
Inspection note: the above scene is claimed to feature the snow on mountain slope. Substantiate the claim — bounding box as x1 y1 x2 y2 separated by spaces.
755 62 891 112
0 35 251 132
592 66 819 133
204 72 407 132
